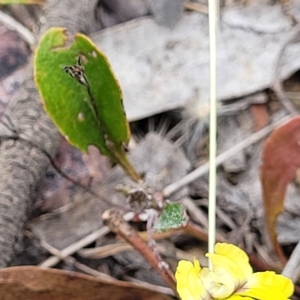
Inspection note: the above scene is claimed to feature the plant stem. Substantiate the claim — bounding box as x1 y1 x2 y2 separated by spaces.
208 0 218 269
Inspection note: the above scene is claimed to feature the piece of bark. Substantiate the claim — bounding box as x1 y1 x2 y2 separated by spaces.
0 0 99 267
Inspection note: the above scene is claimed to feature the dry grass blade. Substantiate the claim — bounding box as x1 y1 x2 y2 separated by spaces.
0 10 35 45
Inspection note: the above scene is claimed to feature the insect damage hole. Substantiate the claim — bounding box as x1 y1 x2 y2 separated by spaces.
63 55 89 87
77 112 85 121
90 51 97 58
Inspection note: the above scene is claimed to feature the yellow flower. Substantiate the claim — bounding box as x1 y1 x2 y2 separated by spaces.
175 243 294 300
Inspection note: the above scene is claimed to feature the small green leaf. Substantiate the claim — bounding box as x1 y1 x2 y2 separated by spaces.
34 27 130 158
153 203 188 232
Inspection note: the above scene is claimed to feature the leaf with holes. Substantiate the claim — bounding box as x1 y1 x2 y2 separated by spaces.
260 116 300 261
34 27 129 156
34 28 140 180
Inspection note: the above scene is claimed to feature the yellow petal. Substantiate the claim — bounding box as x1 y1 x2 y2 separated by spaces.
175 259 209 300
224 295 254 300
205 243 252 298
236 271 294 300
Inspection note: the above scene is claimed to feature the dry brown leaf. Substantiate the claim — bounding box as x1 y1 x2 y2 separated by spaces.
0 266 172 300
260 116 300 261
0 0 44 4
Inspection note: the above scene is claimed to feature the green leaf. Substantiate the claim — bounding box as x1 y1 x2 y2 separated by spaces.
34 27 130 158
153 203 188 232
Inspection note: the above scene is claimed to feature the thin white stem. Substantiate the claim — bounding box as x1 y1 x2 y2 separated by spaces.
38 212 135 268
0 10 35 46
208 0 218 267
39 226 110 268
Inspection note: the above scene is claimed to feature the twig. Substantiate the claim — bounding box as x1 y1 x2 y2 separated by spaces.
216 207 236 230
282 240 300 282
0 10 35 46
184 1 208 14
39 226 110 268
40 240 114 280
38 238 177 296
41 239 174 295
102 208 177 292
183 221 226 242
273 79 298 116
163 115 292 197
123 276 174 296
38 212 146 267
79 242 133 259
181 197 208 228
78 230 181 258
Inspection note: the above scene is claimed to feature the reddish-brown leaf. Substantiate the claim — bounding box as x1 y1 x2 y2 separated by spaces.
260 116 300 261
0 266 172 300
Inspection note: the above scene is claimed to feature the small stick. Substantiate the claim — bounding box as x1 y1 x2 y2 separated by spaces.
163 115 292 197
184 1 208 14
183 221 226 243
40 240 114 281
41 239 175 295
181 197 208 229
0 10 35 46
102 208 177 292
123 276 174 296
39 226 110 268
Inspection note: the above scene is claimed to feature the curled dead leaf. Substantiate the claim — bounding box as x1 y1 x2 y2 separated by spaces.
261 116 300 261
